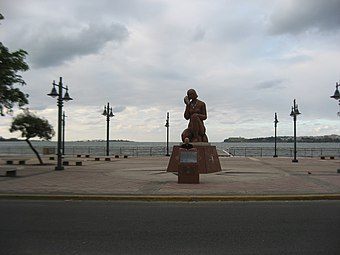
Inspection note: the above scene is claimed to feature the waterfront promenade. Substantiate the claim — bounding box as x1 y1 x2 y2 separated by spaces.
1 155 340 201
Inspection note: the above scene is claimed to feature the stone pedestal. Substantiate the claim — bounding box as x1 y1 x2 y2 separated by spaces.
178 162 200 184
167 143 221 174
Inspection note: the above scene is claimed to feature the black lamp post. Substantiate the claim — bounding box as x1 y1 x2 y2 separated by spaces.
273 112 279 158
330 81 340 173
330 82 340 105
165 112 170 156
48 77 73 170
62 111 67 155
102 102 114 156
290 99 301 163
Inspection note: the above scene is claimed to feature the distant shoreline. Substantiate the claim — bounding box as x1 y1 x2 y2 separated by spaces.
0 138 133 143
224 135 340 143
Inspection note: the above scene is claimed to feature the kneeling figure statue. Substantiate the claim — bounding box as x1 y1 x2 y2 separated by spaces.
181 89 208 143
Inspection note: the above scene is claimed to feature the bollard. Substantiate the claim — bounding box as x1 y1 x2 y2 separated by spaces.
6 170 16 177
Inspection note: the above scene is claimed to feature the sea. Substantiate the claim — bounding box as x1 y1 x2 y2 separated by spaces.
0 140 339 158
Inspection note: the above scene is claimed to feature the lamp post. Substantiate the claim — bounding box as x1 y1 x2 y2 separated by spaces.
330 81 340 108
273 112 279 158
290 99 301 163
62 111 67 155
330 81 340 173
102 102 114 156
165 112 170 156
47 77 73 170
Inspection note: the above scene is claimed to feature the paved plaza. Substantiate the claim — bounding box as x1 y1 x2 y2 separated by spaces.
1 155 340 200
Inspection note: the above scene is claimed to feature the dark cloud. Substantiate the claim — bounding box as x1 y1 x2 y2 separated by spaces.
28 22 129 68
255 79 287 90
269 0 340 35
192 27 206 41
112 105 126 113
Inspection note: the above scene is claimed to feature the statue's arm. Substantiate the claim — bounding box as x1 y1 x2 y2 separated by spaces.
184 105 190 120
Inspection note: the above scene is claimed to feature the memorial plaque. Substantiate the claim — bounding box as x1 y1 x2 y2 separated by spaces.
180 150 197 163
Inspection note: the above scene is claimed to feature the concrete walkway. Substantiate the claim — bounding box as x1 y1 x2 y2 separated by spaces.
1 155 340 201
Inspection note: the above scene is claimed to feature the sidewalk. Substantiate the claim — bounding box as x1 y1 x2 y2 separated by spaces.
1 155 340 201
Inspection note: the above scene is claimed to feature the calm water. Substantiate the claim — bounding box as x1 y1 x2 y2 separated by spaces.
0 141 339 157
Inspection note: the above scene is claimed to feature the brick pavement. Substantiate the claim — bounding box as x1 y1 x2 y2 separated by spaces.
0 155 340 200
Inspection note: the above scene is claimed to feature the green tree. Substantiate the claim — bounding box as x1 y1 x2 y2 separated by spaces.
0 14 29 116
10 110 55 165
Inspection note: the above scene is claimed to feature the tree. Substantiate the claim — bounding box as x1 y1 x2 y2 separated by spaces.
0 14 29 116
10 110 55 165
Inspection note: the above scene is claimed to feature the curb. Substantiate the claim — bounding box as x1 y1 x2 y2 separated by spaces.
1 194 340 202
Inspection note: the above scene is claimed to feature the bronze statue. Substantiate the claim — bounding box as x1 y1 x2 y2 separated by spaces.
181 89 208 142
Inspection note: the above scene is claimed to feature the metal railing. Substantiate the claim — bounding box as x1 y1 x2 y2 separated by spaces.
0 145 339 158
226 147 340 158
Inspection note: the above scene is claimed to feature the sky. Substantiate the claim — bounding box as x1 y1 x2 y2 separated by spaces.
1 0 340 142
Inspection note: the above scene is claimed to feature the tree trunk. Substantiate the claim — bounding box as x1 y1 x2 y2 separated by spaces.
25 139 44 165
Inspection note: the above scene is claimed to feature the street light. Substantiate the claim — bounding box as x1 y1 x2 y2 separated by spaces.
273 112 279 158
290 99 301 163
102 102 114 156
165 112 170 156
47 77 73 170
330 81 340 173
330 82 340 100
62 111 67 155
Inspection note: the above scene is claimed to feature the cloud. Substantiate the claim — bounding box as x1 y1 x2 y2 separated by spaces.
28 22 129 68
268 0 340 35
1 0 340 142
112 105 126 113
255 79 287 90
192 26 206 41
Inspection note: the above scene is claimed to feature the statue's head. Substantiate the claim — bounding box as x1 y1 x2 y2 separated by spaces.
187 89 198 100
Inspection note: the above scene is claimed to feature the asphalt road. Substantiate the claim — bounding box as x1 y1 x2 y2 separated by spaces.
1 200 340 255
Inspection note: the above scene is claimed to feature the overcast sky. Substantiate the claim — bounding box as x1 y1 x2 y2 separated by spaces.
1 0 340 142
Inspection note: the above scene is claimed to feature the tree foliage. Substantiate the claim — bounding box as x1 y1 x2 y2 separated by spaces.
0 14 29 116
10 110 55 164
10 110 55 140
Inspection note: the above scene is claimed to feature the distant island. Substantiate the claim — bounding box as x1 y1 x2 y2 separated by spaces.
73 139 132 143
0 137 21 142
224 135 340 143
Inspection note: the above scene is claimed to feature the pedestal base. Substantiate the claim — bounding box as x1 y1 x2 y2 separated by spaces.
167 143 221 174
178 163 199 184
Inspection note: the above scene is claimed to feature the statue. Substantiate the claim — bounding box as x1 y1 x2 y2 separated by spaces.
181 89 209 143
167 88 221 174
